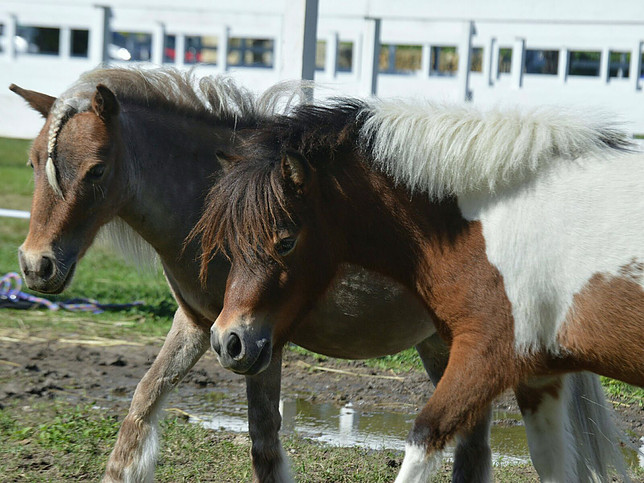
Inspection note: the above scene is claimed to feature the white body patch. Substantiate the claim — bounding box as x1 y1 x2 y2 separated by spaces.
394 443 442 483
459 153 644 353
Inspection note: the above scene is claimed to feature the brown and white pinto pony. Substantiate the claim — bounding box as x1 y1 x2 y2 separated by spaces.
197 99 643 482
7 66 585 483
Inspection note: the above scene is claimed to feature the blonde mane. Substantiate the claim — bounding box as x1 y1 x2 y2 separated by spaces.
360 99 634 198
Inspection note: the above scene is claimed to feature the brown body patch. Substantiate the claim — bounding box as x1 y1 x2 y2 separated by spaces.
515 377 563 414
558 271 644 387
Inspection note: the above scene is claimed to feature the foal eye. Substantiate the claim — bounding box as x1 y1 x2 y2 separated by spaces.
27 159 34 169
275 237 297 256
86 164 106 180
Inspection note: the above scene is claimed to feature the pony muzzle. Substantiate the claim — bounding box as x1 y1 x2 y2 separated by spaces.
18 246 76 294
211 324 272 375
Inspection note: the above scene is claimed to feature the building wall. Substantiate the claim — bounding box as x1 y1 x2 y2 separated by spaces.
1 0 643 138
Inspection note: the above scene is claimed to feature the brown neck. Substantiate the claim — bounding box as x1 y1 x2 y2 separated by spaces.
321 147 487 339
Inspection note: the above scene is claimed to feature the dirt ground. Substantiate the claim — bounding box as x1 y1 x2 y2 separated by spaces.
0 334 642 450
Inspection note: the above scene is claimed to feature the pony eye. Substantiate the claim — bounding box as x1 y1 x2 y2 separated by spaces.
28 159 34 169
86 164 106 180
275 236 297 256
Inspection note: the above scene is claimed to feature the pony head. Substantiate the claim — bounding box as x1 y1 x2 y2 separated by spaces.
12 82 126 294
196 139 346 375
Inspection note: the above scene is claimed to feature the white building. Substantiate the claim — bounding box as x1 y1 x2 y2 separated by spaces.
1 0 643 137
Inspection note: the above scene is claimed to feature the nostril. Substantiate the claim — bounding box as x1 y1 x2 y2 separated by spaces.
226 332 243 359
211 331 222 356
40 256 54 280
18 250 29 274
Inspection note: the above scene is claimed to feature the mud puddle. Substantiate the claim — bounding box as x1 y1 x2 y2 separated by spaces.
188 390 531 465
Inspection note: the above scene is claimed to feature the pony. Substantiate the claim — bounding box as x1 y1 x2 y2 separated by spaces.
11 66 507 483
196 97 643 482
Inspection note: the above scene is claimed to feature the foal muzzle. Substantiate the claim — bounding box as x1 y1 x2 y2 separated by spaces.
18 246 76 294
211 324 272 375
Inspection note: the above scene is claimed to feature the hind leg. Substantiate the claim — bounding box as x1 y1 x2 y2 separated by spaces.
415 334 492 483
103 308 210 483
516 375 570 483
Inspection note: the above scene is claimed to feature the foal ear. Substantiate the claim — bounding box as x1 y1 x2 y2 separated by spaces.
281 151 311 196
9 84 56 118
215 151 236 172
91 84 120 121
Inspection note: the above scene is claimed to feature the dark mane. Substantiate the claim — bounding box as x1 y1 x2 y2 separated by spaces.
194 98 367 281
265 98 367 160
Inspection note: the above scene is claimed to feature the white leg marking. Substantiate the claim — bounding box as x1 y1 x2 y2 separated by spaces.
394 443 442 483
122 420 159 483
522 388 570 483
274 444 294 483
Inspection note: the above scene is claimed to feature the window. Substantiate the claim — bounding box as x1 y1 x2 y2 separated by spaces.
470 47 483 72
380 44 422 74
71 29 89 58
337 41 353 72
430 46 458 76
567 51 601 76
111 32 152 61
228 38 273 68
184 35 218 65
16 26 60 55
315 40 326 71
524 49 558 75
498 48 512 74
163 35 176 63
609 51 630 78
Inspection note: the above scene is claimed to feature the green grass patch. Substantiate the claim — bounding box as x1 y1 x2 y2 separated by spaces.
602 377 644 407
0 398 539 482
0 136 33 210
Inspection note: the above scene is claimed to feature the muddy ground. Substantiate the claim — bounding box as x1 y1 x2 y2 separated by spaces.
0 334 642 451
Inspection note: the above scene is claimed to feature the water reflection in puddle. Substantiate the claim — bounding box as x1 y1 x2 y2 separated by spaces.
196 394 532 466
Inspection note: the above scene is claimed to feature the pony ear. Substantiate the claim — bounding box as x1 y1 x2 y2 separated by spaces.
9 84 56 118
281 151 311 195
91 84 119 120
215 151 236 172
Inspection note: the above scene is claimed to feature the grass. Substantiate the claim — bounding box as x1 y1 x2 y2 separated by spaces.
0 398 539 482
602 377 644 408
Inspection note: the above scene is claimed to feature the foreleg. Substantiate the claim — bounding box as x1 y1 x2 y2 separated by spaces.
415 334 492 483
397 333 517 483
103 308 210 483
245 350 293 483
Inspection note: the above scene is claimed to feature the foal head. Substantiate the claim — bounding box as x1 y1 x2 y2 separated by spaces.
11 83 126 293
197 106 368 374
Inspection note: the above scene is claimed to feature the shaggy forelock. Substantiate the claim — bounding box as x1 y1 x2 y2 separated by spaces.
194 144 294 282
